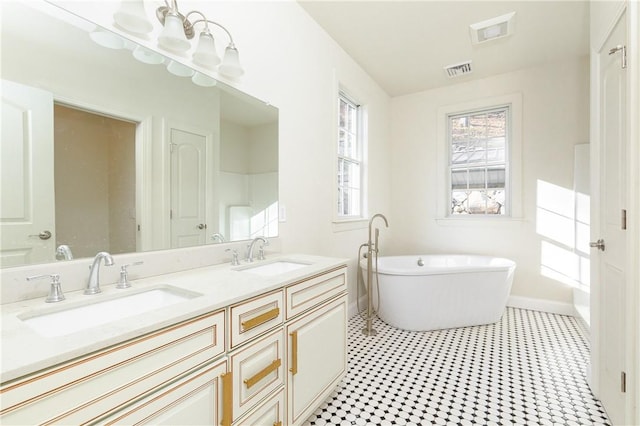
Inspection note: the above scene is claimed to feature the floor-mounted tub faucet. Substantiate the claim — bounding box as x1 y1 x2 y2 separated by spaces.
363 213 389 337
85 251 114 295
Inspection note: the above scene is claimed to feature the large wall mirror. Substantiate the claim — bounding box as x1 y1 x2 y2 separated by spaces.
0 1 278 268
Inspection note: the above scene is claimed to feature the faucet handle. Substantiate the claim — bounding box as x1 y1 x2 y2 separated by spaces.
226 249 240 266
116 261 144 289
27 274 65 303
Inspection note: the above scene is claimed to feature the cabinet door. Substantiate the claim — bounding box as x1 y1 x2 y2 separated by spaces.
100 359 227 425
286 295 347 425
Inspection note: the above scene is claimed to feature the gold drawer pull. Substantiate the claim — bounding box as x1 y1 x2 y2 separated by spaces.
289 331 298 375
243 358 282 389
273 422 282 426
220 372 233 426
241 307 280 331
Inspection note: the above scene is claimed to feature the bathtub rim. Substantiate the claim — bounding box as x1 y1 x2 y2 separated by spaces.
360 254 516 276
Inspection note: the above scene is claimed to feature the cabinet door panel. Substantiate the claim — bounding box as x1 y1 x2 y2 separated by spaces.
287 296 347 425
234 387 284 426
101 359 227 425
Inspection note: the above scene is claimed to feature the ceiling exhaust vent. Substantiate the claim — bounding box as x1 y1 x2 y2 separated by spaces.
444 61 473 78
470 12 516 44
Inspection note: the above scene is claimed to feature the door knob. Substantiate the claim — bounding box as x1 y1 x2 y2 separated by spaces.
197 223 207 230
29 230 52 240
589 239 605 251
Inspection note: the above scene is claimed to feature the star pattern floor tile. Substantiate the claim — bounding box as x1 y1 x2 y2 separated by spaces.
304 308 611 426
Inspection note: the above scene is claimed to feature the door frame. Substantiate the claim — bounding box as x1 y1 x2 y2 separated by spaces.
589 2 639 423
54 95 152 253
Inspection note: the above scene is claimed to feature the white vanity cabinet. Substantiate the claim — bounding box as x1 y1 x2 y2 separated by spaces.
0 260 348 426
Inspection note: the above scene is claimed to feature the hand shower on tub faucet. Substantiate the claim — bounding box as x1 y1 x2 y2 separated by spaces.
368 213 389 254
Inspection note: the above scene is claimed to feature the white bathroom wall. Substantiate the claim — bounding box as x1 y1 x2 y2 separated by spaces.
389 57 590 307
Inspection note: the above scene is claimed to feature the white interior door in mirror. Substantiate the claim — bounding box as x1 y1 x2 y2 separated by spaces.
1 80 55 267
170 127 210 248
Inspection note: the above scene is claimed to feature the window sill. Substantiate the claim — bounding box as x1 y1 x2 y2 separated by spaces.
436 216 526 227
332 218 368 233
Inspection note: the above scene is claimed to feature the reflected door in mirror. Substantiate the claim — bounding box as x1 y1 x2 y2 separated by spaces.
0 80 56 267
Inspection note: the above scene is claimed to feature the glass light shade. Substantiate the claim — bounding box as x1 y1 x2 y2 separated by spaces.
113 0 153 35
158 13 190 53
167 60 195 77
192 30 221 69
192 72 217 87
89 29 125 49
132 45 164 64
218 45 244 78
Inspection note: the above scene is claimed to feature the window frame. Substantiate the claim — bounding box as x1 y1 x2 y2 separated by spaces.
436 93 523 221
335 90 366 222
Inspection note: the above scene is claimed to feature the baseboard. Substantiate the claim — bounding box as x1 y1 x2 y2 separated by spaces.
572 305 591 342
348 299 363 319
507 295 575 316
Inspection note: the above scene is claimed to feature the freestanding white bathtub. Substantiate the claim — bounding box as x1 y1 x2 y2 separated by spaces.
361 255 516 331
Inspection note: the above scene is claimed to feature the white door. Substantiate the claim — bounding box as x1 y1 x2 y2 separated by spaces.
170 127 207 248
0 80 55 267
595 11 627 425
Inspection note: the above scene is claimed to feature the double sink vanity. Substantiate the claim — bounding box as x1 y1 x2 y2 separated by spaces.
0 254 348 425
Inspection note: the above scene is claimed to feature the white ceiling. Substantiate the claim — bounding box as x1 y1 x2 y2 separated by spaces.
299 1 590 97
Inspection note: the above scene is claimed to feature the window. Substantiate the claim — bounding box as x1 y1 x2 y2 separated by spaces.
337 92 363 218
448 106 509 215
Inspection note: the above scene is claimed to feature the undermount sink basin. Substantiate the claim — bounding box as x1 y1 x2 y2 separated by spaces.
19 285 201 337
238 260 310 276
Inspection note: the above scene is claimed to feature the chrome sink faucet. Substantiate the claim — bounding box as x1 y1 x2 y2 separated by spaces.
85 251 114 295
246 237 268 262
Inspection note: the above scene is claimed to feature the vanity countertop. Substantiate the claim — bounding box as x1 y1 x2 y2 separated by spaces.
0 254 347 383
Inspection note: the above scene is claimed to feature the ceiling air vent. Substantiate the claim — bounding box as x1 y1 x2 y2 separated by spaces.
444 61 473 78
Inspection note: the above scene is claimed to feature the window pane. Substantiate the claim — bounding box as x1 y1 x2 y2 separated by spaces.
487 110 506 138
487 167 505 188
451 190 469 214
487 137 506 162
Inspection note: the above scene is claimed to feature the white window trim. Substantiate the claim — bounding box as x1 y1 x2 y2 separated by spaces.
333 82 368 228
436 93 523 221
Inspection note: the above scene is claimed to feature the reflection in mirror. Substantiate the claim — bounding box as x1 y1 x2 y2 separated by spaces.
0 1 278 268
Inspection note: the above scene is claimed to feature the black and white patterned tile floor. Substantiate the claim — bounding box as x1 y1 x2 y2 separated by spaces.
304 308 611 426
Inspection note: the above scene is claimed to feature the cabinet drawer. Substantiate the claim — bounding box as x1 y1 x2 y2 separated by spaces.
286 267 347 319
100 359 227 425
230 329 285 422
230 290 284 349
0 310 225 425
234 386 285 426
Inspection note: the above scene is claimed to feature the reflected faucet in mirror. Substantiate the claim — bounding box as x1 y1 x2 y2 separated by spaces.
55 245 74 261
0 1 278 269
212 233 226 243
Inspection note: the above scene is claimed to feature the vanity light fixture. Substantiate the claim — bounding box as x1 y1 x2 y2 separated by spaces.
113 0 244 78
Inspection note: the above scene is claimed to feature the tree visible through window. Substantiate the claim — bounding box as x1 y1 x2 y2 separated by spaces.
337 93 362 218
449 106 509 215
